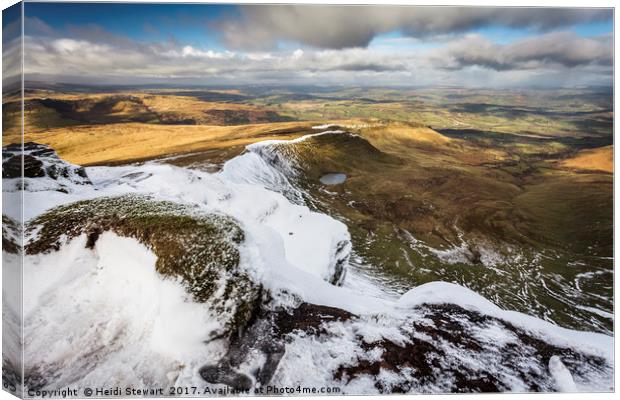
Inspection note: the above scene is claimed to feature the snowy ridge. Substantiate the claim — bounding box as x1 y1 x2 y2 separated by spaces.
219 146 306 204
223 129 372 217
221 130 346 204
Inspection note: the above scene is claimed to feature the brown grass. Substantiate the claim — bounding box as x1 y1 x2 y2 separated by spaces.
353 121 508 165
560 145 613 173
358 121 451 148
13 91 296 132
136 93 281 124
17 120 359 166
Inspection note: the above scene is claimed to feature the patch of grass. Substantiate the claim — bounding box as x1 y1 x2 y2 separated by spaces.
2 215 20 254
2 100 22 140
514 171 613 256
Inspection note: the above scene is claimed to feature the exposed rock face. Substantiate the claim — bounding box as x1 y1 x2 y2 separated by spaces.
199 301 610 393
25 195 262 337
328 304 610 393
198 303 354 391
3 154 44 179
2 142 91 191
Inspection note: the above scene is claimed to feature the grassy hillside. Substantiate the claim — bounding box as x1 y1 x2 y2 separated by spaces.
246 121 612 333
14 121 325 165
3 92 295 140
560 145 613 173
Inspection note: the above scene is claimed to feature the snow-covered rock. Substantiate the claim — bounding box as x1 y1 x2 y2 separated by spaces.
3 142 91 193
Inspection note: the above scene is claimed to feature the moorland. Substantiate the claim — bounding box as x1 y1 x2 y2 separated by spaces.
3 83 613 335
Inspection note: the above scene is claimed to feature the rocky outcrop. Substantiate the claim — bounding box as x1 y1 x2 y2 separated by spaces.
328 304 609 393
198 303 354 391
2 142 91 192
199 300 610 393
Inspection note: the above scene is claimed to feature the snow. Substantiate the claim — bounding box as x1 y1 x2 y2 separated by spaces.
273 302 612 393
23 232 223 389
220 147 305 203
2 251 22 376
247 130 345 149
312 124 338 130
15 162 351 285
549 356 577 392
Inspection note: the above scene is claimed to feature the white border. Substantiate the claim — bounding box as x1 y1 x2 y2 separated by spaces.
0 1 616 400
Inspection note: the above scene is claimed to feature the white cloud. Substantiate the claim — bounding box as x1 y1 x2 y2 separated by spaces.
180 46 234 59
292 49 304 60
18 25 612 88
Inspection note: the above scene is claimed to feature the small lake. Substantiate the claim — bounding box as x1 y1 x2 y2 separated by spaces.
320 173 347 185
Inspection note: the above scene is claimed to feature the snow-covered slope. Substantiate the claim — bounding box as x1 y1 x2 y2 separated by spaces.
24 233 223 389
2 136 614 394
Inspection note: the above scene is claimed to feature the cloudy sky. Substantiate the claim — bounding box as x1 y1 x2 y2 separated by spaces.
2 2 614 87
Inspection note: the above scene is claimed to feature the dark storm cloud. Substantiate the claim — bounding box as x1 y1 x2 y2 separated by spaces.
218 6 612 49
435 32 612 71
